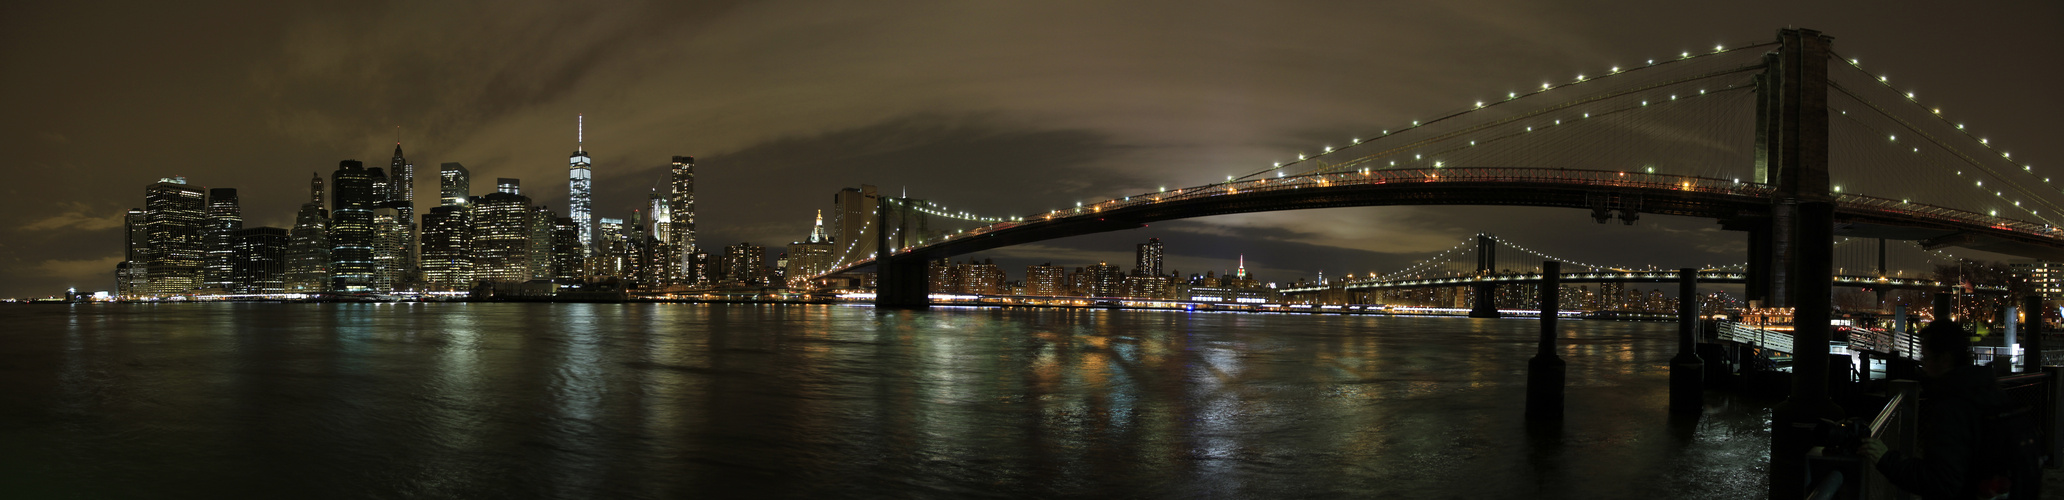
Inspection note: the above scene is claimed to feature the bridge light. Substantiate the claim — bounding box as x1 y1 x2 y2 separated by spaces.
1889 134 1896 141
1555 119 1561 125
1850 58 1859 65
1833 185 1842 192
1982 139 1989 144
1476 101 1484 108
1958 124 1965 129
1576 74 1585 81
1352 138 1360 144
1471 140 1476 145
1298 154 1306 160
1934 108 1941 114
1508 92 1516 99
1324 146 1332 152
1646 166 1655 173
1641 100 1648 106
1879 75 1889 82
1906 92 1915 99
1434 161 1443 168
1681 51 1689 58
1670 95 1677 100
1583 113 1590 118
1993 210 1999 216
1611 66 1620 73
1715 44 1724 52
1542 83 1551 90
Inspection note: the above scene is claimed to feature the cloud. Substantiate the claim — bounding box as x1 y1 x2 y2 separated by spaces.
20 204 123 232
35 256 120 279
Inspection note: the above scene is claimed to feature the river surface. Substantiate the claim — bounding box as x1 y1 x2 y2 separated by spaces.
0 303 1769 498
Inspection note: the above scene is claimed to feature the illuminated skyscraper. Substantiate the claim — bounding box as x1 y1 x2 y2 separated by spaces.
419 205 472 289
286 176 330 293
117 208 149 298
329 160 376 292
552 217 583 282
371 207 406 292
569 116 594 257
197 188 242 293
439 162 470 207
783 211 834 289
231 227 287 294
831 185 877 267
1134 238 1163 277
669 156 695 275
498 178 520 195
648 191 679 284
144 178 207 296
471 191 534 284
389 141 414 225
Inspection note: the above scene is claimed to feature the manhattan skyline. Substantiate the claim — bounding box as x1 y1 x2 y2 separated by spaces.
5 1 2063 299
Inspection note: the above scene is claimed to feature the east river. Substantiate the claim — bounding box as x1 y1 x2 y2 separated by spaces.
0 303 1769 498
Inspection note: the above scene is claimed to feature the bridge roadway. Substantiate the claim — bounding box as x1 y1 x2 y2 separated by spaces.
833 167 2064 274
1277 271 2009 294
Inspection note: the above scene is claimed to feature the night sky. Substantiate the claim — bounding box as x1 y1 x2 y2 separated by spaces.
3 1 2060 298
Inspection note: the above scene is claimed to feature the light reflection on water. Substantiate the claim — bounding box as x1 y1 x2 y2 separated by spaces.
3 303 1767 498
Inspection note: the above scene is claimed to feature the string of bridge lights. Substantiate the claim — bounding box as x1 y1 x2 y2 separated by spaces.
906 199 1018 224
1483 234 1630 272
1233 40 1771 184
1833 53 2062 227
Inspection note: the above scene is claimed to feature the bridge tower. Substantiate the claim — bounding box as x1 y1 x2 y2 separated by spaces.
874 197 930 309
1754 28 1841 500
1468 234 1501 318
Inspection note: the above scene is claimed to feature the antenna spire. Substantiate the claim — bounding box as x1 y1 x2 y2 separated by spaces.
578 114 584 149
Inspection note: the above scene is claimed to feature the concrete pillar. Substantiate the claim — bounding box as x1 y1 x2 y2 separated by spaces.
1528 261 1565 421
1672 268 1704 414
2007 305 2020 369
1934 291 1954 323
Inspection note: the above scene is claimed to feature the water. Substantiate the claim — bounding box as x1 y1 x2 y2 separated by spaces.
0 303 1768 498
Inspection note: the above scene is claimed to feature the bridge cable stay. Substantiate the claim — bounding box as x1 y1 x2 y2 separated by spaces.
1295 65 1767 181
1233 48 1776 185
1822 55 2064 227
1231 41 1778 183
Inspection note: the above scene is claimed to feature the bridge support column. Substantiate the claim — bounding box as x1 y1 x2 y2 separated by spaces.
872 197 929 310
1527 261 1565 421
1934 291 1953 323
1765 27 1840 500
1671 268 1704 414
1469 234 1501 318
2024 296 2044 373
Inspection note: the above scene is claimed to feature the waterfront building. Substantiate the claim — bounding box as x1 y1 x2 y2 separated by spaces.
439 162 469 207
419 205 472 290
329 160 376 292
371 207 406 292
724 243 766 286
647 192 679 285
285 175 330 293
783 210 834 289
1135 238 1164 277
669 156 696 278
497 178 520 195
592 217 627 281
144 177 207 296
954 258 1006 295
568 116 594 258
528 206 554 281
2011 261 2064 302
686 250 711 287
116 208 149 298
469 191 533 284
1085 262 1124 298
231 227 287 294
202 188 242 293
552 217 583 282
1024 263 1066 296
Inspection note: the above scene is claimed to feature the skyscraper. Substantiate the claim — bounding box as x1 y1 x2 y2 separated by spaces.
117 208 150 298
724 243 766 285
144 178 207 296
389 141 414 223
471 192 533 284
552 217 583 282
330 160 376 292
569 116 594 257
783 210 834 289
669 156 696 274
420 205 473 290
647 191 679 285
286 176 330 293
371 207 406 292
439 162 470 207
498 178 520 195
231 227 287 294
1134 238 1164 277
203 188 242 292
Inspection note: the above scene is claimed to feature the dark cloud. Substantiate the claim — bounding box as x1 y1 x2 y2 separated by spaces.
2 1 2060 297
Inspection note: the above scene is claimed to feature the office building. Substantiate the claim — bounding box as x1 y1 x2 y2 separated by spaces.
439 162 470 207
471 192 533 284
568 116 594 257
144 178 207 296
669 156 696 275
497 178 520 195
1134 238 1164 277
329 160 376 291
231 227 287 294
783 211 834 289
371 207 406 292
1025 263 1067 296
553 216 583 282
202 188 242 293
286 175 330 293
420 205 472 290
724 243 765 285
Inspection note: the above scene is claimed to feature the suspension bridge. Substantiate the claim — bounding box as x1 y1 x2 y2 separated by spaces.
820 29 2063 498
827 29 2064 314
